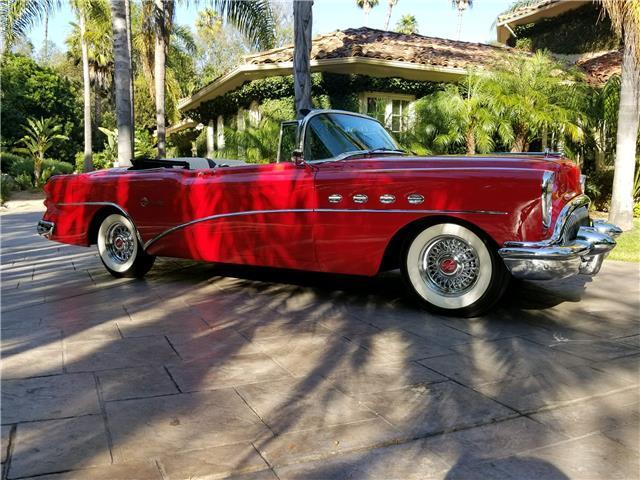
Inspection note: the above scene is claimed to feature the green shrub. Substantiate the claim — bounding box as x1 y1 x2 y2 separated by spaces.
0 152 28 173
8 157 34 179
634 203 640 218
8 157 73 184
75 151 113 172
15 172 33 190
1 173 16 203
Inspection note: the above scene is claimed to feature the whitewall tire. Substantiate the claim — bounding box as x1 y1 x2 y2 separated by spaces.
97 213 155 278
402 222 508 317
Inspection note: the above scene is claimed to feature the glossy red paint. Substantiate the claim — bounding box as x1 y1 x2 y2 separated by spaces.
41 154 582 276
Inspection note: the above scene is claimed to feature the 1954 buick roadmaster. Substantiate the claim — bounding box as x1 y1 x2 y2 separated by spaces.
38 110 622 316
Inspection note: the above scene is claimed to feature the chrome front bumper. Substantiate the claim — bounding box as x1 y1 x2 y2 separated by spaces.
37 220 55 238
499 195 622 280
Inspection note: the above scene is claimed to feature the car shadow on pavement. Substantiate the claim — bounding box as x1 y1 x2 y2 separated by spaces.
1 210 639 479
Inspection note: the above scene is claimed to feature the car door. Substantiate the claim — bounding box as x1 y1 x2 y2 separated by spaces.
146 162 318 271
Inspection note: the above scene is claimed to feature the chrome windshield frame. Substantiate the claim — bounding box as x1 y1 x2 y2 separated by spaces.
297 109 401 164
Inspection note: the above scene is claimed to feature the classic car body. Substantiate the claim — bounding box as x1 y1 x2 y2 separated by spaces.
38 110 621 316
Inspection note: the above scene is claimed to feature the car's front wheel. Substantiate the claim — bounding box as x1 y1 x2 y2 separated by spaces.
97 213 155 278
402 222 508 317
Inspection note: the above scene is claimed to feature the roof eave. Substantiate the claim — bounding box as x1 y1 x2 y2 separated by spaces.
496 0 591 44
178 57 468 113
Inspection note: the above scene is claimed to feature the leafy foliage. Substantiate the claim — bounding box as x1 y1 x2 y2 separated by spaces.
482 51 587 151
511 4 619 54
413 73 512 154
1 54 81 164
15 117 68 184
192 73 443 124
0 0 61 54
395 14 419 34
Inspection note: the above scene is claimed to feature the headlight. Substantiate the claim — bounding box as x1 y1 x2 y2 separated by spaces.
579 174 586 194
541 171 554 228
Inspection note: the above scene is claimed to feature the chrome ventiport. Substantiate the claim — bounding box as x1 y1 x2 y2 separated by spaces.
352 194 368 204
379 194 396 204
592 220 622 238
328 194 343 204
407 194 424 205
36 220 55 238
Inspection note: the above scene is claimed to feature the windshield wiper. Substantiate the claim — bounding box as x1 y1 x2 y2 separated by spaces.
336 148 407 161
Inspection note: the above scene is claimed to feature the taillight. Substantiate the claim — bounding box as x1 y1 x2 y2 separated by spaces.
541 171 554 228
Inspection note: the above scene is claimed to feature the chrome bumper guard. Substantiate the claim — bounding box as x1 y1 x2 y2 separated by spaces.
37 220 55 238
498 195 622 280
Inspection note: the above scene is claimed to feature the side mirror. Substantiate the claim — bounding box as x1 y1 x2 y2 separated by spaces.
291 149 305 166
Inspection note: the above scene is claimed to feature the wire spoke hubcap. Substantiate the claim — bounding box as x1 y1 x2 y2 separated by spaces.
419 235 480 296
105 222 135 264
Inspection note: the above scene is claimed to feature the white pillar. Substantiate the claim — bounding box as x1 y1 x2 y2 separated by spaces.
216 115 225 150
206 119 215 158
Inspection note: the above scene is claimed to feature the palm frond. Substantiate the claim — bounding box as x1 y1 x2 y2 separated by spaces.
212 0 275 49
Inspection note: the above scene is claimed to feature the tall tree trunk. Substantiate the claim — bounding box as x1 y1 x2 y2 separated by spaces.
111 0 134 166
384 0 394 30
293 0 313 119
609 36 640 230
94 84 102 137
154 0 166 158
125 0 134 146
456 10 463 40
43 7 49 61
35 152 43 184
79 10 93 172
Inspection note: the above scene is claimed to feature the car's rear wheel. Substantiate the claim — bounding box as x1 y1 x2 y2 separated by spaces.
97 213 155 278
402 222 508 317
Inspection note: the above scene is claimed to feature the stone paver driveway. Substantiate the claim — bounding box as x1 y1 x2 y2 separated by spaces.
1 206 639 480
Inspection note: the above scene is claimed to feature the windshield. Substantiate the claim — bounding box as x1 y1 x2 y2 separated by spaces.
303 113 401 162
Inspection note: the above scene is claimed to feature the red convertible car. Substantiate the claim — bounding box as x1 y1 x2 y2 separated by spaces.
38 110 621 316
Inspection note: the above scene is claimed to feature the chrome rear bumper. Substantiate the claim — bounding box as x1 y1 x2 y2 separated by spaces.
498 196 621 280
37 220 55 238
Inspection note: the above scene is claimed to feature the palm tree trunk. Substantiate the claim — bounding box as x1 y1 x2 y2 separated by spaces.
154 0 166 158
609 37 639 230
79 9 93 172
35 152 43 184
465 129 475 155
94 84 102 134
511 131 527 152
111 0 134 166
456 10 463 40
125 0 134 143
293 0 313 119
364 4 370 26
384 0 394 30
44 7 49 61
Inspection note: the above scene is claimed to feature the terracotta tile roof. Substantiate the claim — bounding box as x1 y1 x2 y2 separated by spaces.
576 50 622 85
244 27 508 71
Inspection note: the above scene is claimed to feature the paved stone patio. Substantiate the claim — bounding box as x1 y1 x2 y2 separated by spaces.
1 205 639 479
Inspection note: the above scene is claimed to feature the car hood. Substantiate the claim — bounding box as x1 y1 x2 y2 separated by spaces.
321 155 572 173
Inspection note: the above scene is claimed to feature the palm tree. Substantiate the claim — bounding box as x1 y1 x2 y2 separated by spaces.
148 0 275 158
395 14 418 34
111 0 134 166
415 73 512 154
601 0 640 230
452 0 473 40
484 51 585 153
384 0 398 30
16 117 68 184
294 0 313 118
356 0 379 27
71 0 95 172
68 1 113 151
0 0 60 56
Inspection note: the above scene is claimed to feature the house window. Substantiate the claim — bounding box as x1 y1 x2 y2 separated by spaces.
362 93 414 133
